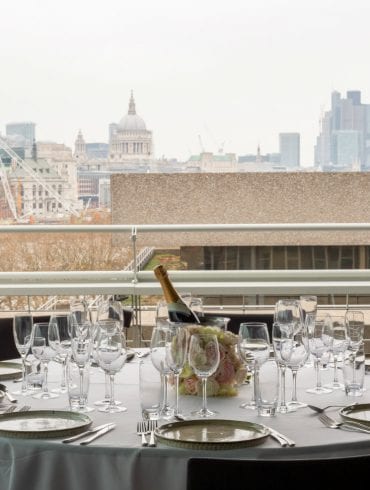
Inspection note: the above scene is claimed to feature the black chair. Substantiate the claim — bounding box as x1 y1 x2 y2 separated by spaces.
187 455 370 490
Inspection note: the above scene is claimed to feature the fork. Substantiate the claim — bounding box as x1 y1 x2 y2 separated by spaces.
147 419 158 447
318 413 370 434
137 421 150 446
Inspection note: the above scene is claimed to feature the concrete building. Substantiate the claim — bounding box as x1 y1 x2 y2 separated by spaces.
111 172 370 272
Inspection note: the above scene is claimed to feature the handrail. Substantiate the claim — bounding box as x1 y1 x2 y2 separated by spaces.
0 223 369 296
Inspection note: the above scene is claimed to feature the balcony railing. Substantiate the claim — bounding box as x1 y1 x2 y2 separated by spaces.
1 222 370 297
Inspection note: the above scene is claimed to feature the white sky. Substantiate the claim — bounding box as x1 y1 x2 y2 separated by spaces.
1 0 370 164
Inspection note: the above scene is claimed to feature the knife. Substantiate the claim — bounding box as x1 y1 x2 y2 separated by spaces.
62 423 114 444
264 426 295 447
80 423 116 445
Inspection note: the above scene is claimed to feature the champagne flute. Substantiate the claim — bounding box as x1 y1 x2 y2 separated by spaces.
272 322 290 414
188 332 220 418
345 310 364 389
12 314 34 396
48 313 72 394
239 323 270 415
306 315 333 394
165 323 188 417
31 322 59 400
280 322 310 409
71 330 94 412
324 315 348 390
96 326 127 413
150 324 174 419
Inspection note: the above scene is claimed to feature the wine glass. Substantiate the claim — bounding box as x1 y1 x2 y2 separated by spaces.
306 314 333 394
345 310 364 391
280 322 310 409
150 324 174 419
12 313 34 396
71 330 94 412
165 323 188 417
70 297 89 324
48 313 72 394
238 322 268 410
324 315 348 390
31 322 59 400
275 299 303 332
299 295 318 321
188 332 220 417
96 326 127 413
238 323 270 415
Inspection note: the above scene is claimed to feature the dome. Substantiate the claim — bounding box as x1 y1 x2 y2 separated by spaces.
118 91 147 131
118 113 147 131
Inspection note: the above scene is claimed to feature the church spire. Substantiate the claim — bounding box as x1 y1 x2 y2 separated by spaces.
128 90 136 115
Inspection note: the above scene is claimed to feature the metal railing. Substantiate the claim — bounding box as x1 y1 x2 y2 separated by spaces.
1 222 370 296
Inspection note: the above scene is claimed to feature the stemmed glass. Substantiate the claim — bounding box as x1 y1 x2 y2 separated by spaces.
48 313 72 394
150 324 174 419
71 328 94 412
345 310 364 389
238 322 269 410
324 315 348 390
165 323 188 417
31 322 59 400
188 332 220 418
306 314 333 394
280 323 310 409
70 298 89 324
96 326 127 413
12 313 34 396
272 323 290 414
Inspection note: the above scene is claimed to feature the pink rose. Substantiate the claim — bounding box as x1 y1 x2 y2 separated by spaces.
215 357 235 384
183 376 199 395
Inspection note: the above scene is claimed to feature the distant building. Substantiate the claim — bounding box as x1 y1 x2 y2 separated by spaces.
86 143 109 160
315 90 370 169
108 91 153 164
186 152 237 172
279 133 300 167
5 122 36 157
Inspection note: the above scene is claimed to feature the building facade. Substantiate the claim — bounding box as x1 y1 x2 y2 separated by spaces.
279 133 300 167
5 122 36 158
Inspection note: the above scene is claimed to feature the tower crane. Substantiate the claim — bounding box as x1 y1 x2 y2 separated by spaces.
0 136 80 221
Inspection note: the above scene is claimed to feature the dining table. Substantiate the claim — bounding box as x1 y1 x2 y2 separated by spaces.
0 352 370 490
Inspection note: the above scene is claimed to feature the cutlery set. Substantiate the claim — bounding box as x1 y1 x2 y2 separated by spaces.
137 419 158 447
62 423 116 445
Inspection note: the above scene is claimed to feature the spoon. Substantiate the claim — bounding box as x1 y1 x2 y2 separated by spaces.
0 384 17 403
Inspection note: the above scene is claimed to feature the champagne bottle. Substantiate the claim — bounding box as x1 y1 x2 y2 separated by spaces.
153 265 200 323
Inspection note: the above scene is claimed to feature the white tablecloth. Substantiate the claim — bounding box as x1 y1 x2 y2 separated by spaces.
0 355 370 490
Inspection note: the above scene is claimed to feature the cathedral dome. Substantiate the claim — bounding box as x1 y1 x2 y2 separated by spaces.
118 92 147 131
118 113 146 131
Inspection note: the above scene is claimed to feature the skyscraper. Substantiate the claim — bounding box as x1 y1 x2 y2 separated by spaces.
6 122 36 154
279 133 300 168
315 90 370 169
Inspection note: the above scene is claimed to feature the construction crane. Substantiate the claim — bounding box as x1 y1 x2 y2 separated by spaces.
0 136 80 221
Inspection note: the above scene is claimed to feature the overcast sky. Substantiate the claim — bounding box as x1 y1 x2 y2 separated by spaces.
1 0 370 164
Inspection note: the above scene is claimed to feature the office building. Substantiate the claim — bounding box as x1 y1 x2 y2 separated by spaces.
279 133 300 168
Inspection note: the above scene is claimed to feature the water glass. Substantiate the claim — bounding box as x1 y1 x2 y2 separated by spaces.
139 361 161 420
343 342 365 397
257 361 279 417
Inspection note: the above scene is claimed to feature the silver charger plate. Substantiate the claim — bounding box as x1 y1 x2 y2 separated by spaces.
0 410 92 439
340 404 370 426
155 419 269 450
0 362 22 381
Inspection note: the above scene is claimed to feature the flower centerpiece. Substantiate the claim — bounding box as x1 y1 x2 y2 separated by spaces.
178 324 247 397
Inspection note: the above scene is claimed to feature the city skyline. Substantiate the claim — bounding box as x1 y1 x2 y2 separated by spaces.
1 0 370 164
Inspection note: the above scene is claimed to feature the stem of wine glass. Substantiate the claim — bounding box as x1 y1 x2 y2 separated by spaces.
201 376 208 414
79 367 85 407
291 368 298 402
315 358 322 389
61 357 67 391
42 362 49 396
174 373 180 415
279 365 289 412
333 355 339 384
21 356 28 394
105 373 110 401
109 374 115 410
162 373 169 410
